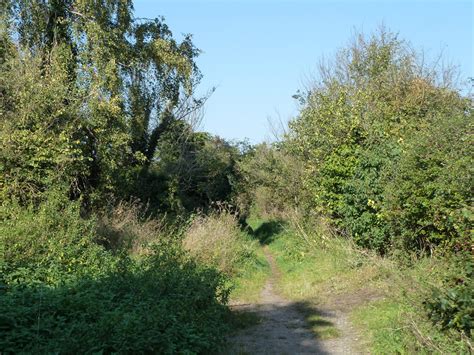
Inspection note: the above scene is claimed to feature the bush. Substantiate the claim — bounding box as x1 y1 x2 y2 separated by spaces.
1 191 116 286
0 245 231 353
0 194 231 353
286 28 469 255
425 253 474 336
383 112 473 253
340 141 399 253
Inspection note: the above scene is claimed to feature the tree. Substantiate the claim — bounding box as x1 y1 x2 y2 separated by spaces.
1 0 206 204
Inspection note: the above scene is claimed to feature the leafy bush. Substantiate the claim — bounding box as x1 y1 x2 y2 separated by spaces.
383 112 473 253
340 141 399 253
425 253 474 336
1 191 116 286
0 194 231 353
286 27 470 256
0 245 230 354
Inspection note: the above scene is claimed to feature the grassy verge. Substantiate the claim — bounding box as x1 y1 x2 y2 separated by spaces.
258 217 472 353
350 257 473 354
229 245 269 303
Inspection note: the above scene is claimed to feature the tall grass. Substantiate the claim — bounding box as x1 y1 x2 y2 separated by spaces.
96 199 171 254
183 209 255 275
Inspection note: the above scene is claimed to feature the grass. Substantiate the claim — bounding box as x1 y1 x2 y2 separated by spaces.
223 212 472 352
351 299 409 353
349 257 474 354
183 210 253 275
230 245 270 303
258 216 472 353
227 214 272 303
267 227 388 305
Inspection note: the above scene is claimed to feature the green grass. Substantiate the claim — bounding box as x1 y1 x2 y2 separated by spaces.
230 245 270 303
228 214 472 352
228 214 273 303
351 299 409 353
267 227 386 304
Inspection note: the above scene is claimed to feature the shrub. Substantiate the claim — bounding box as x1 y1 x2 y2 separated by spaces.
340 141 399 253
383 112 473 253
0 244 231 354
0 191 116 287
287 27 469 256
425 253 473 337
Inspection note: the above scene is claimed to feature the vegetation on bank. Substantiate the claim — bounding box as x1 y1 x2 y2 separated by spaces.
1 0 472 352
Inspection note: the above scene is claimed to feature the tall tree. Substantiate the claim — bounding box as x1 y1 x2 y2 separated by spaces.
1 0 205 203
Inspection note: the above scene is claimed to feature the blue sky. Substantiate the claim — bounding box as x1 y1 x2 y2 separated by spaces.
133 0 473 143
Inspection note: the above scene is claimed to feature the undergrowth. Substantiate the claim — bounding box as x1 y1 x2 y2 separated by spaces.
183 209 269 304
0 194 231 353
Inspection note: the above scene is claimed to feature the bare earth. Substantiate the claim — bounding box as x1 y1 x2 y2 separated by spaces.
226 247 361 355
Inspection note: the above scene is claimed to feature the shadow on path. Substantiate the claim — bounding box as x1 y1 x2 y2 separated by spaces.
226 245 346 355
252 220 285 245
227 300 337 355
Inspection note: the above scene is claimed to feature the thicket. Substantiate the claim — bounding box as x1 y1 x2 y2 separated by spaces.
239 29 473 342
0 192 231 353
0 1 248 352
1 0 472 350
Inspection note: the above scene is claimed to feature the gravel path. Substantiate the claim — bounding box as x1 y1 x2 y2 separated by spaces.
226 247 359 355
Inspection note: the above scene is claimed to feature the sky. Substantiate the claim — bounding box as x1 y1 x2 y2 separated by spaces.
133 0 473 143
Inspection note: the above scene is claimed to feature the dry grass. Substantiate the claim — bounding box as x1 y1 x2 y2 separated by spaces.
183 210 254 275
97 200 169 255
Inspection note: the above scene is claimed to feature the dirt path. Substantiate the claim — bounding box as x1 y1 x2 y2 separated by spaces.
227 247 359 355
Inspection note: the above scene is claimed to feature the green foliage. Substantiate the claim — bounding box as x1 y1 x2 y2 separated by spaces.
2 0 203 205
340 142 399 252
152 123 243 213
125 120 245 214
0 248 230 354
425 253 474 335
236 143 307 219
383 113 473 252
0 44 89 202
1 191 115 286
1 3 251 352
0 194 231 353
283 27 470 255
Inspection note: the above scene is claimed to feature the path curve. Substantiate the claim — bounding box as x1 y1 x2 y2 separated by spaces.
227 246 358 354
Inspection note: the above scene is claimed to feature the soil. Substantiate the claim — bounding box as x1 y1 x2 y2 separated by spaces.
226 247 363 355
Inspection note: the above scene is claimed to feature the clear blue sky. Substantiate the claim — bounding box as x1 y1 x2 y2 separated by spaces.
133 0 473 143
